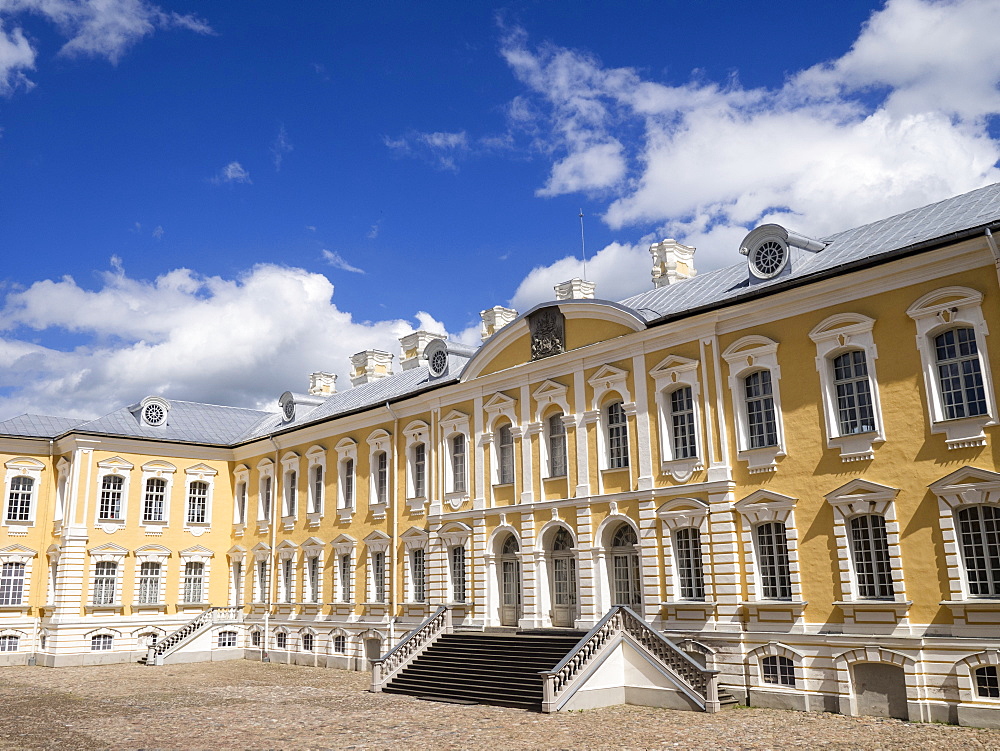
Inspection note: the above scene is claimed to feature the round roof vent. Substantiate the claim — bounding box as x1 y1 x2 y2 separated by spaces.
740 224 791 281
279 391 296 422
138 396 170 427
424 340 449 378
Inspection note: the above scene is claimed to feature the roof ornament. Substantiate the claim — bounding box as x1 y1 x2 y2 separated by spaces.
740 224 827 284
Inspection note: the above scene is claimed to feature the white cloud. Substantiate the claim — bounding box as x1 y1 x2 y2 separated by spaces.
271 125 292 171
496 0 1000 282
321 249 364 274
0 0 211 95
0 262 449 419
212 161 251 185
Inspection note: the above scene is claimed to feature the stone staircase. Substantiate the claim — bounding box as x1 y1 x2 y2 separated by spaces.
382 632 584 710
140 606 242 665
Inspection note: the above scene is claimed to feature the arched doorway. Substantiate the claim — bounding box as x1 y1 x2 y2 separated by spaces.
499 534 521 627
548 527 577 628
609 523 642 608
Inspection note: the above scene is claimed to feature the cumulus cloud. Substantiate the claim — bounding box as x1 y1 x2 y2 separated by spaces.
321 249 364 274
497 0 1000 280
0 0 211 94
0 262 449 419
212 161 251 185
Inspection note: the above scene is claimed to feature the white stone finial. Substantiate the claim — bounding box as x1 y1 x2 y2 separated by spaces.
308 371 337 396
480 306 518 341
554 278 596 301
349 350 394 387
649 239 696 288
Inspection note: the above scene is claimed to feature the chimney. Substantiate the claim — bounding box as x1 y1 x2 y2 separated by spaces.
480 306 518 341
649 239 696 288
308 371 337 396
350 350 393 387
554 278 596 301
399 330 446 370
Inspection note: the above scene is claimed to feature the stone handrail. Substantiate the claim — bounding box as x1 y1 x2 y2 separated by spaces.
146 606 243 665
370 605 452 692
539 605 719 713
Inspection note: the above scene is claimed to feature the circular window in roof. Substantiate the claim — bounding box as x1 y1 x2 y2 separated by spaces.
429 349 448 377
749 238 788 279
143 403 166 426
283 399 295 421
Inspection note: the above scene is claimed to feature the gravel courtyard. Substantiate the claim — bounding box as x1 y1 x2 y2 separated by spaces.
1 661 999 750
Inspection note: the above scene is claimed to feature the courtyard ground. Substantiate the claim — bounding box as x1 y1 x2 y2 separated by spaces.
1 661 999 750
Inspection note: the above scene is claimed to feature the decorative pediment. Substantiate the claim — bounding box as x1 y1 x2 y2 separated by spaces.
250 542 271 553
179 545 213 560
440 410 470 434
280 451 300 463
484 391 517 412
907 286 983 318
825 479 900 504
366 429 391 449
96 456 134 471
403 420 430 437
649 355 699 379
135 544 172 555
809 313 876 342
401 526 429 550
722 335 778 359
437 521 472 547
301 536 326 551
305 445 326 459
929 466 1000 508
185 463 217 477
88 543 128 560
256 457 274 470
440 409 469 424
0 544 36 562
734 490 797 524
4 456 45 470
227 544 247 557
588 364 631 408
331 534 357 555
365 530 391 553
141 459 177 474
532 379 571 420
657 497 709 516
334 437 358 459
275 539 298 551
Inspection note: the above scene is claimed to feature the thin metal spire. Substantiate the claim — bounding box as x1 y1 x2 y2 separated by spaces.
579 208 588 279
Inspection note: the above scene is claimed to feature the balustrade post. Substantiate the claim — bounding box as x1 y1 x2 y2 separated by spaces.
145 646 155 665
704 670 721 713
371 660 384 692
540 673 555 713
444 606 453 634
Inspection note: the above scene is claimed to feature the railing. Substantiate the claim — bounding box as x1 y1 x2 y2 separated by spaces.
539 605 719 713
370 605 452 692
146 606 243 665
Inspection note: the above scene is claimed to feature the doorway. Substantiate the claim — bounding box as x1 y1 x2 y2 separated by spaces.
499 534 522 627
548 527 577 628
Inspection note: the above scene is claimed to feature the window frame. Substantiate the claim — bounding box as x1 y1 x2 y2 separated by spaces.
723 336 786 473
734 490 805 615
495 421 515 485
440 410 471 505
3 458 44 529
335 438 358 521
658 498 711 609
306 446 327 522
650 355 706 481
366 430 392 518
94 458 133 527
0 561 26 607
605 400 631 470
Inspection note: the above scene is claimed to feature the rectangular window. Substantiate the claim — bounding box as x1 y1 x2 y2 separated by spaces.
849 514 894 599
261 476 272 520
90 634 113 651
311 466 323 513
0 562 26 606
142 478 166 522
607 402 629 468
833 351 876 434
257 560 269 602
745 371 778 449
0 635 18 652
958 505 1000 597
187 481 208 524
282 558 293 602
6 477 33 522
762 655 796 686
413 443 426 497
497 425 515 484
411 548 426 603
92 561 118 605
285 471 297 517
375 452 388 503
372 551 385 603
183 562 204 603
451 435 466 493
674 528 704 600
235 482 247 524
232 561 243 606
217 631 237 648
98 475 124 520
976 666 1000 698
755 522 791 600
548 413 567 478
669 387 697 459
451 546 466 603
137 561 161 605
340 554 352 602
935 327 988 419
308 556 320 603
343 460 355 508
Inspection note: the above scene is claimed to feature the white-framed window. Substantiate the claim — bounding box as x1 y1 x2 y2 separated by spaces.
674 528 704 600
183 465 216 529
450 434 467 493
300 542 323 604
810 314 886 462
451 546 466 603
94 457 134 525
722 336 786 473
734 490 803 609
440 410 471 501
754 522 791 600
301 631 315 652
0 562 26 606
275 542 297 603
90 634 113 651
957 504 1000 597
606 401 630 469
412 443 426 497
658 497 712 608
182 562 205 603
343 460 355 507
275 630 287 650
137 561 162 605
650 355 705 480
143 478 167 523
332 536 356 603
907 287 996 449
762 655 796 686
5 477 33 522
533 380 572 483
250 628 262 647
364 531 390 604
402 527 429 603
0 634 19 652
306 445 326 517
92 561 118 606
546 412 568 478
228 552 245 607
279 452 300 522
285 470 297 517
186 481 208 524
332 633 347 654
439 524 471 605
3 458 44 527
747 643 804 691
403 420 431 503
339 554 352 602
254 551 270 603
372 551 386 603
217 630 237 648
335 438 358 519
374 451 388 503
367 430 392 515
233 464 249 526
495 422 515 485
256 459 275 523
587 364 633 472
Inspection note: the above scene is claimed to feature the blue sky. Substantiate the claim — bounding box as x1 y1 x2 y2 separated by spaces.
1 0 999 420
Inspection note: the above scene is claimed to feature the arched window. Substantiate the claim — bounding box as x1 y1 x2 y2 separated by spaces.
849 514 893 599
302 632 314 652
935 327 988 419
90 634 113 651
606 401 629 468
761 655 795 686
673 528 704 600
250 630 261 647
217 631 237 648
343 459 355 508
187 481 208 524
552 527 574 552
975 666 1000 698
5 476 34 522
832 351 876 434
744 371 778 449
0 635 20 652
99 475 125 520
609 524 641 607
547 413 567 478
333 634 347 654
496 424 514 484
668 387 697 459
275 631 287 650
754 522 791 600
957 505 1000 596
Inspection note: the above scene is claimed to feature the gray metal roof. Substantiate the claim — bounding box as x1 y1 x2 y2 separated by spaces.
0 414 87 439
71 401 272 445
621 181 1000 321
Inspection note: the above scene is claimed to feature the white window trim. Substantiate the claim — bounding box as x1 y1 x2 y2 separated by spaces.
401 527 429 603
133 545 170 608
657 499 712 609
907 286 997 449
331 535 357 604
587 365 634 472
275 542 298 604
94 457 134 531
138 460 176 528
279 451 300 527
439 523 471 605
650 355 705 481
747 642 805 692
539 409 573 482
256 459 275 529
251 543 271 604
403 421 430 512
957 650 1000 705
178 546 212 606
440 411 471 506
305 445 327 525
183 464 216 535
335 438 358 521
54 457 70 527
232 464 250 529
930 466 1000 621
824 480 910 617
3 457 44 529
87 544 127 611
734 490 805 613
300 538 325 605
366 430 392 520
809 314 886 462
484 392 519 488
364 531 390 604
722 336 786 474
227 546 246 607
0 545 35 612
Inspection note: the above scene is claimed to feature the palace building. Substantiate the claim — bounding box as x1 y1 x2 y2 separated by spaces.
1 183 1000 725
